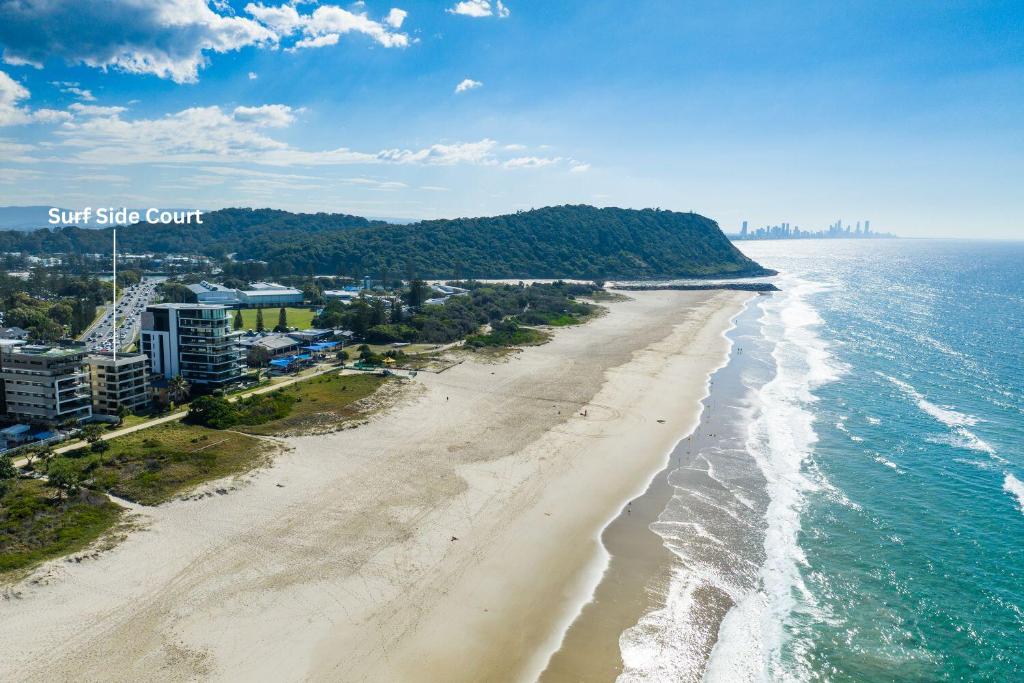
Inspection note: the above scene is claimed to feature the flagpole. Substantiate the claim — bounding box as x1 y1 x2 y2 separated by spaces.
112 228 117 362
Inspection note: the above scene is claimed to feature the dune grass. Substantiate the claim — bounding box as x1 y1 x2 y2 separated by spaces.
57 423 272 506
1 478 123 575
235 372 387 436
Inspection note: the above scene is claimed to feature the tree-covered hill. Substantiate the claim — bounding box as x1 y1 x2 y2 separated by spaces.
0 205 770 279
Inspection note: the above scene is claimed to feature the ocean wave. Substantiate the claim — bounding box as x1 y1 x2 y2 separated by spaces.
1003 474 1024 516
704 274 842 682
880 373 978 427
880 373 1000 459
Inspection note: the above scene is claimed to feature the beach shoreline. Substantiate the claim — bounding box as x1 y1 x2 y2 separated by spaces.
1 289 749 682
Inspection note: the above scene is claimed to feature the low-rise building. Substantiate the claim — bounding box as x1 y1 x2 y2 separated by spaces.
87 352 150 415
186 281 304 308
238 334 301 365
0 342 92 425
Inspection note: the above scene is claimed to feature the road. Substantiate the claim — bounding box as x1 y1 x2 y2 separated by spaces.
80 278 159 352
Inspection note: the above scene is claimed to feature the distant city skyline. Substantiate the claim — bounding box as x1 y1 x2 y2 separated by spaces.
0 1 1021 238
732 218 896 241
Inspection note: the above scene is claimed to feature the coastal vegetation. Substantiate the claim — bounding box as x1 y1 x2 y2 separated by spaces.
0 205 770 280
186 373 386 436
315 280 600 345
466 321 549 348
0 476 123 575
50 423 271 506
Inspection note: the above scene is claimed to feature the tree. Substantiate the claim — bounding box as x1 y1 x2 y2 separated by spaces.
82 423 104 443
47 459 80 498
117 404 131 424
276 307 288 332
168 374 191 404
186 395 239 429
370 298 386 326
38 446 55 472
0 454 16 480
233 309 244 330
255 307 265 332
406 279 429 308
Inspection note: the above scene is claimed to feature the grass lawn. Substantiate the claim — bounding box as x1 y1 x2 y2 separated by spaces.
1 478 123 575
235 306 318 331
58 422 272 506
109 413 153 430
235 372 387 436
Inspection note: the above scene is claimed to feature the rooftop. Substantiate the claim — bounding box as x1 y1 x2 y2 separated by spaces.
1 343 87 358
147 303 231 310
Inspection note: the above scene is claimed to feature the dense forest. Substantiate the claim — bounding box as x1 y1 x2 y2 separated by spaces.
0 205 770 280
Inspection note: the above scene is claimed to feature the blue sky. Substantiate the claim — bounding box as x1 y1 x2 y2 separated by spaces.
0 0 1021 237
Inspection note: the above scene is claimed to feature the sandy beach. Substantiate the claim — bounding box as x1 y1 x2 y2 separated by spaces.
0 289 748 683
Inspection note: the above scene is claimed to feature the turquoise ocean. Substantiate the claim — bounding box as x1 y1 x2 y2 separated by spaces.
619 239 1023 681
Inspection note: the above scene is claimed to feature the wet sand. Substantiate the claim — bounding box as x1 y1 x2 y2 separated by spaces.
542 297 770 682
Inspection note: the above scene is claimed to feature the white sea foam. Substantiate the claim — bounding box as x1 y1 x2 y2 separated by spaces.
702 275 843 682
1003 474 1024 516
881 373 978 427
881 373 1000 458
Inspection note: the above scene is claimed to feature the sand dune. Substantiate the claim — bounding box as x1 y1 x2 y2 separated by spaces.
0 290 747 682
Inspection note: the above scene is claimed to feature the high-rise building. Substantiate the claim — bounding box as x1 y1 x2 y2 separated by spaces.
140 304 244 388
0 342 92 425
87 352 150 415
740 220 748 237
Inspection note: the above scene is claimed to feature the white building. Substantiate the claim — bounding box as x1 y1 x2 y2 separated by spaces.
186 281 304 308
140 304 245 388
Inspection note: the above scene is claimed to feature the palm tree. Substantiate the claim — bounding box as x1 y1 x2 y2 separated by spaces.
168 374 191 404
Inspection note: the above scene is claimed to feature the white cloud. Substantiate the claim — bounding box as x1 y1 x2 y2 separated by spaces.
15 100 564 171
0 0 277 84
243 2 304 34
287 34 341 52
248 71 259 80
245 2 409 50
386 8 408 28
447 0 509 18
0 166 43 182
504 156 562 169
52 82 96 101
69 103 129 117
0 1 408 84
0 138 37 162
455 78 483 93
32 109 74 124
570 162 591 173
1 69 73 125
0 69 31 125
232 104 298 127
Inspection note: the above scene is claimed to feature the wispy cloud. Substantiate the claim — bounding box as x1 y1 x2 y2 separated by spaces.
454 78 483 94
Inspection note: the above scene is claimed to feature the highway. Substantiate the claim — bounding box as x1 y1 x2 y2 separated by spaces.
80 278 159 352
